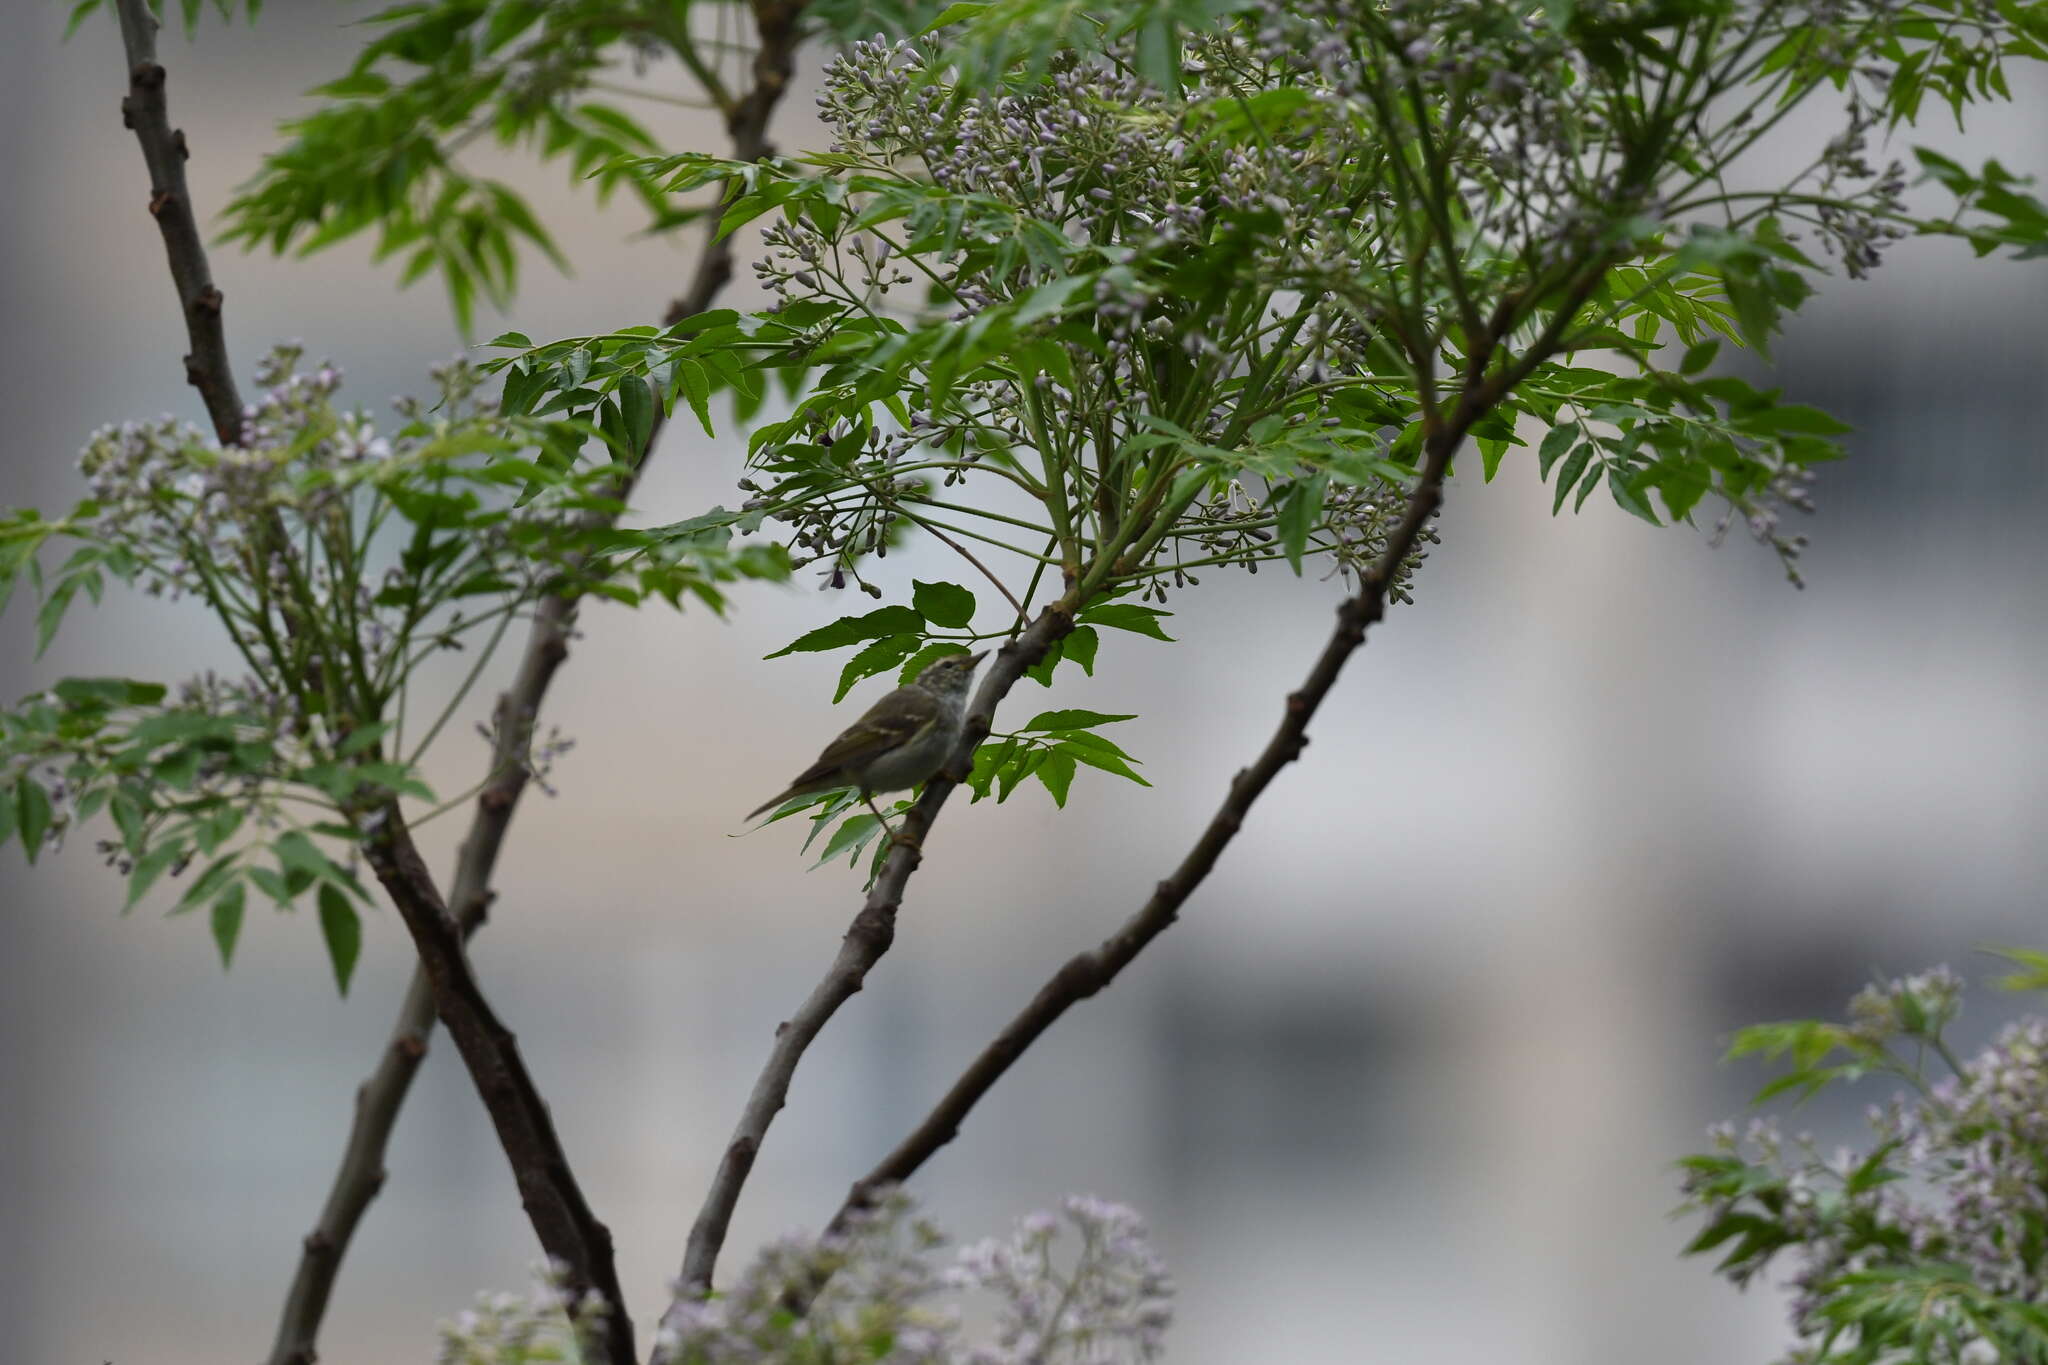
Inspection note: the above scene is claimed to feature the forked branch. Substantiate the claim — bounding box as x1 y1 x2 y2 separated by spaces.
266 5 807 1362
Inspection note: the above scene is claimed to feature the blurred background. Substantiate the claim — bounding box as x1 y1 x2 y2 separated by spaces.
4 5 2047 1363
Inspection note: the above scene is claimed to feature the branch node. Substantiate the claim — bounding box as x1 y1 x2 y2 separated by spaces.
147 188 174 218
394 1031 429 1062
172 127 189 160
119 95 136 129
302 1230 335 1257
1285 690 1309 714
131 60 165 89
195 285 224 316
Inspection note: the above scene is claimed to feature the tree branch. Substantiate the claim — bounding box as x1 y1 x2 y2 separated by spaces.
264 6 807 1362
359 807 634 1365
649 600 1076 1357
808 293 1603 1257
823 435 1457 1236
112 0 242 446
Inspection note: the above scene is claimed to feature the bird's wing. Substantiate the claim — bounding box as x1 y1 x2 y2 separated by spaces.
787 683 938 788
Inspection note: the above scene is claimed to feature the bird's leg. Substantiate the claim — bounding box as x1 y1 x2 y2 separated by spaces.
863 791 919 850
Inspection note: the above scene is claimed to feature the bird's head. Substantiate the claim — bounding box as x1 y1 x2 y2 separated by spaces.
914 649 987 700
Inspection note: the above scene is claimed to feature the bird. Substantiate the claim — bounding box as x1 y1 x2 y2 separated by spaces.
746 650 988 835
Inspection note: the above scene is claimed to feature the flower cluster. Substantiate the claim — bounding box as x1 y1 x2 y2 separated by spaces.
437 1258 611 1365
1681 964 2048 1363
652 1191 1173 1365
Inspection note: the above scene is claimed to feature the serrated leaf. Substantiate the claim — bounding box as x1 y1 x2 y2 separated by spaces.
1078 603 1174 641
911 579 976 628
675 358 715 437
1537 425 1577 480
211 882 245 969
1551 443 1593 514
1063 625 1099 676
1021 709 1136 731
1058 738 1152 786
836 634 920 702
810 812 882 869
1036 750 1077 807
1025 637 1064 686
318 883 362 995
767 606 924 658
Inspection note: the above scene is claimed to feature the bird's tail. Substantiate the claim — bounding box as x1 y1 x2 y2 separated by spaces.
745 789 796 822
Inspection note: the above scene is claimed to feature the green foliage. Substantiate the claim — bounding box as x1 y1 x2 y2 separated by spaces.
1676 963 2048 1363
217 0 701 334
65 0 265 40
0 347 785 986
966 709 1148 807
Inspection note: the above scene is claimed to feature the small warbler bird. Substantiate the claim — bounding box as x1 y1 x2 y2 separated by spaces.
746 650 988 830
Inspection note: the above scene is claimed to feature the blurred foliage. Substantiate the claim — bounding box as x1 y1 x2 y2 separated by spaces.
1681 956 2048 1364
0 347 786 988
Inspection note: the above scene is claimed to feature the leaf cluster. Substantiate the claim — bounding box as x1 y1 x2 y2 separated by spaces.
1678 959 2048 1364
216 0 702 333
0 347 785 987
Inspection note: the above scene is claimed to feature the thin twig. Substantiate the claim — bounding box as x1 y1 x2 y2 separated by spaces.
899 510 1027 616
650 599 1077 1355
808 271 1618 1261
264 4 806 1362
824 428 1460 1241
358 808 635 1365
112 0 242 446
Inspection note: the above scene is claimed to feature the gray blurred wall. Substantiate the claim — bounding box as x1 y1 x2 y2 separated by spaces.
3 5 2046 1364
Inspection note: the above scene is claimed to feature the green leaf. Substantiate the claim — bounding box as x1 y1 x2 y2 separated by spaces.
1551 443 1594 514
767 606 924 658
126 841 186 911
53 677 168 707
246 865 290 905
1680 339 1720 375
618 377 656 459
1036 750 1077 807
211 882 246 969
1025 637 1064 686
1058 736 1151 786
1063 625 1099 676
318 883 362 995
836 634 920 702
1276 475 1328 574
897 641 972 686
1077 602 1174 641
911 579 976 628
1987 945 2048 994
810 811 883 869
674 358 715 437
1734 404 1852 437
1021 709 1136 732
1537 425 1577 480
15 779 52 863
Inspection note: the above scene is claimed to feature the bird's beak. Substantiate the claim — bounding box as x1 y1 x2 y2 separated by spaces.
970 650 989 666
